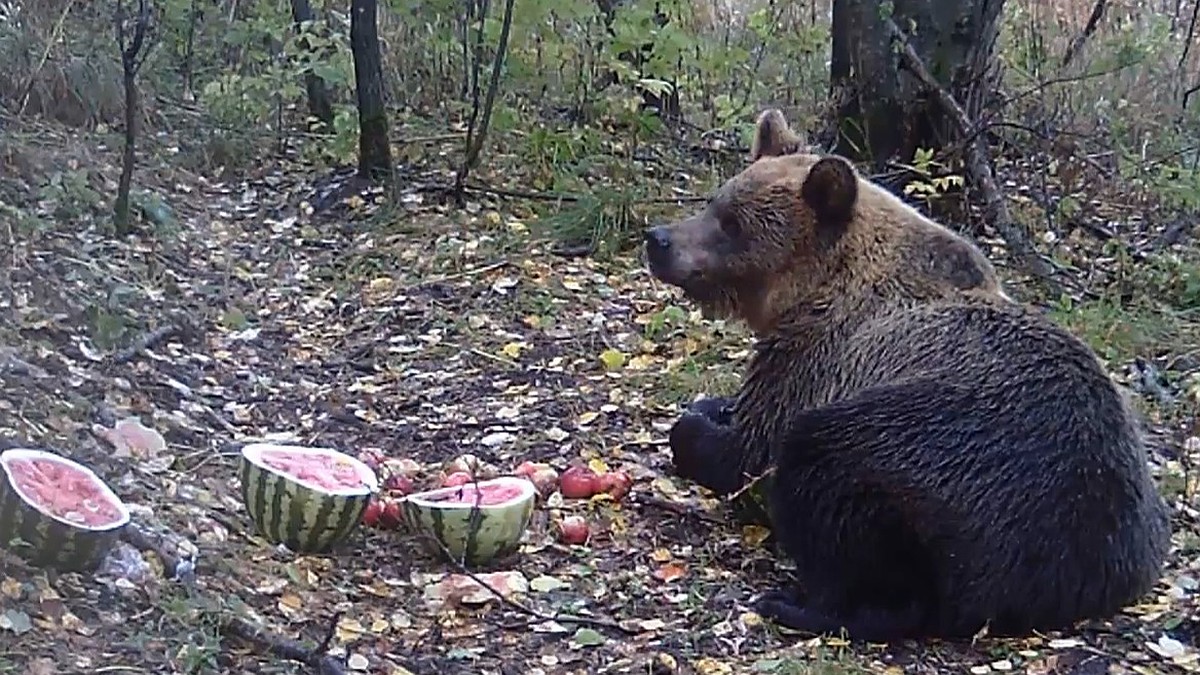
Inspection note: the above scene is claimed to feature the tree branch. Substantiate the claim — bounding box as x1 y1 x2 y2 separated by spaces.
886 18 1056 286
1060 0 1109 69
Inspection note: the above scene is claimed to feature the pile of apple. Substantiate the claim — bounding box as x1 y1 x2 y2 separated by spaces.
353 450 632 546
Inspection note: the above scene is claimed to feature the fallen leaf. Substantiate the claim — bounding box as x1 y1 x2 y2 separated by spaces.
424 571 529 607
571 627 606 647
0 609 32 634
741 525 771 547
599 348 626 370
529 575 569 593
694 657 732 675
653 562 687 583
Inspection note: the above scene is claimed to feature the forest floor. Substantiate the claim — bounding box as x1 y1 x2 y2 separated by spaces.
0 113 1198 675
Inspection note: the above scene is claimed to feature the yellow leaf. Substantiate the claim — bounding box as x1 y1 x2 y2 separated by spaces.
370 618 390 633
335 617 367 643
507 220 528 234
741 525 772 548
588 458 610 474
650 548 672 563
278 593 303 611
739 611 763 628
694 657 732 675
500 342 525 359
577 411 600 426
599 348 627 371
562 278 583 291
627 354 656 370
485 210 502 225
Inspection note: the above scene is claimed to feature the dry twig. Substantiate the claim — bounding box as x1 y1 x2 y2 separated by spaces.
886 18 1058 289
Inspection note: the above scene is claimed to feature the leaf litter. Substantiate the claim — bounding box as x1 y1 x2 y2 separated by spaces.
0 120 1197 675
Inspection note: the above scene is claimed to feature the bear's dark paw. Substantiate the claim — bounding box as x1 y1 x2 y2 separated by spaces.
754 589 842 635
668 413 718 474
686 396 734 426
756 588 924 642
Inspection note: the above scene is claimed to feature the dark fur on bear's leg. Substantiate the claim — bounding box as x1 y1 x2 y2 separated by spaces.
755 588 924 642
767 371 1169 640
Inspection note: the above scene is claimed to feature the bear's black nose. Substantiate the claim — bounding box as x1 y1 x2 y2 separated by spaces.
645 226 671 251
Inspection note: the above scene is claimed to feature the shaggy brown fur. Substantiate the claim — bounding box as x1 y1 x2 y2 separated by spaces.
644 110 1171 642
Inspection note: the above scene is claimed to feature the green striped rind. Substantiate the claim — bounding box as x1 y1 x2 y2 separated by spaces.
402 476 536 567
0 448 130 573
238 444 378 554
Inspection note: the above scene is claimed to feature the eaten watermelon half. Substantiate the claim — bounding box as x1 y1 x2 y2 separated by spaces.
403 475 536 567
0 448 131 572
239 443 379 554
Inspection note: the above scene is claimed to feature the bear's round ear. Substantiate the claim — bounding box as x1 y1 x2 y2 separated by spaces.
750 109 805 161
800 156 858 226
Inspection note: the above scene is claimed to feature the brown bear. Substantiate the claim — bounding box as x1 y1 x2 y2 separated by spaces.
643 109 1171 642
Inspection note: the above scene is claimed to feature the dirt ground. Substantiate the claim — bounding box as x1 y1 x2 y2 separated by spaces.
0 119 1198 675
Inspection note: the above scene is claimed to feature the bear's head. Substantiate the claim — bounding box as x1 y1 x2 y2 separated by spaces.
645 109 865 333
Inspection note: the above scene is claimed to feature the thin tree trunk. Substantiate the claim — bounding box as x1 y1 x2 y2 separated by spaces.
350 0 393 180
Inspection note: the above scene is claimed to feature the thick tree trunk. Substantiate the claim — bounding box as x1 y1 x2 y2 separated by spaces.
829 0 1004 168
290 0 335 131
350 0 392 181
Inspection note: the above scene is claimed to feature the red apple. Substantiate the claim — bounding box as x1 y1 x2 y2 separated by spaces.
383 473 413 495
557 515 590 544
559 466 600 499
361 499 383 527
598 470 632 501
529 466 560 496
379 498 404 530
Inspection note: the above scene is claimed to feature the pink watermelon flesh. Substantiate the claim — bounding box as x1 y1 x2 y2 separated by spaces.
7 458 124 527
427 482 527 505
259 449 369 492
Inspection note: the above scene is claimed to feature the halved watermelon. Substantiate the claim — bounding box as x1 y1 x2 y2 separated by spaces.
0 448 131 572
239 443 379 554
402 475 536 566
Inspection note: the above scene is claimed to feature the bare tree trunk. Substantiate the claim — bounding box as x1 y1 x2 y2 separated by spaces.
290 0 335 130
113 0 152 236
829 0 1005 169
180 0 200 101
350 0 392 181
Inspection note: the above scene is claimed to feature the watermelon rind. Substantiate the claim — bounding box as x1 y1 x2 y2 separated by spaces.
238 443 379 554
402 475 536 567
0 448 131 573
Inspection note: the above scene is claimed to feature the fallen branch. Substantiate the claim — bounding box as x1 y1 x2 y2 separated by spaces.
634 493 723 524
222 614 347 675
416 528 641 636
112 323 180 364
885 19 1057 287
119 514 199 583
726 466 775 503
